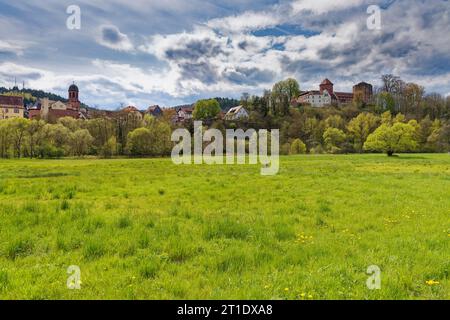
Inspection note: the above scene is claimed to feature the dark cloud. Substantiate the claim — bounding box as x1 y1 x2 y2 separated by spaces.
0 71 41 80
165 38 226 61
179 61 218 84
102 26 122 44
224 67 275 85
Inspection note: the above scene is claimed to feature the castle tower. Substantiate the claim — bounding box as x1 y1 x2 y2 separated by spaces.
68 83 80 111
353 82 373 104
320 78 334 94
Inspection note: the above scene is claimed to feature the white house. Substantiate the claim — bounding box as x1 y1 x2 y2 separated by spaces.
225 106 249 120
297 90 332 107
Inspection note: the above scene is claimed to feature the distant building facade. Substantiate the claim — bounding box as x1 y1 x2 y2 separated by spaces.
0 95 24 119
146 105 163 117
174 106 193 122
225 106 249 120
297 79 372 107
28 84 87 121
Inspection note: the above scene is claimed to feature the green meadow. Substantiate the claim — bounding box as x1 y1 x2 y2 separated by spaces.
0 154 449 300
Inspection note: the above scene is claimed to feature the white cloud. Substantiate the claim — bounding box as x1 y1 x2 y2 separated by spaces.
206 10 281 33
0 40 28 56
291 0 366 14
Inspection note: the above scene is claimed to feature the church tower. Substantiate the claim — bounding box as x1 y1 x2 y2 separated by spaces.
68 83 80 111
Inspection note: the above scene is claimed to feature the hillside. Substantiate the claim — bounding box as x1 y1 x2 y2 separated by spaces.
0 87 90 109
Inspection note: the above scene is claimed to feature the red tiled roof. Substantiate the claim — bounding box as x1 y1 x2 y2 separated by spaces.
0 95 24 107
321 78 334 85
335 92 354 98
122 106 140 113
48 109 80 119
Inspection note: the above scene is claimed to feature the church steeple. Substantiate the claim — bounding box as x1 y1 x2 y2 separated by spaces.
68 83 80 111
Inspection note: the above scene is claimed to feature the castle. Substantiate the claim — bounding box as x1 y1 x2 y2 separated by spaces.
297 79 373 107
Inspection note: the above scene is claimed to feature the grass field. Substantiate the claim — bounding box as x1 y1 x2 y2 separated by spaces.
0 154 449 300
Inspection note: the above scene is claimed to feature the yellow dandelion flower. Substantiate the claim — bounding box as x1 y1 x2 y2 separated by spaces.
284 288 289 291
425 280 440 286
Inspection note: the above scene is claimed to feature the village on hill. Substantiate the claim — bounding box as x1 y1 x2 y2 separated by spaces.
0 75 449 158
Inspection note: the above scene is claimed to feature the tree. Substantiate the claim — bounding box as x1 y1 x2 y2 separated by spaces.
271 78 300 116
364 122 418 156
127 127 152 156
145 116 172 156
347 113 380 152
58 117 80 131
0 120 11 158
26 120 46 158
193 99 221 120
323 128 347 154
70 129 94 156
45 123 71 156
376 92 396 113
8 118 29 158
325 115 345 130
100 136 117 158
290 139 306 155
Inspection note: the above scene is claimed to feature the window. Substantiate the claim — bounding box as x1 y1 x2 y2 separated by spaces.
4 108 8 113
14 108 19 114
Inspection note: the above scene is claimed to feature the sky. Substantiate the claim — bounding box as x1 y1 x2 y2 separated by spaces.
0 0 449 109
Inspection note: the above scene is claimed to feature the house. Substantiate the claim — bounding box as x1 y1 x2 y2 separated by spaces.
225 106 249 120
175 106 193 122
28 84 87 120
298 90 332 107
120 106 143 120
297 79 373 107
0 95 24 119
146 105 163 117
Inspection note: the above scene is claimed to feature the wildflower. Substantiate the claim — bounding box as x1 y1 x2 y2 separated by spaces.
284 288 289 291
425 280 440 286
308 295 313 299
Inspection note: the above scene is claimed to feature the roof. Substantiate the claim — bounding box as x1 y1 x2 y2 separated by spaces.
178 106 193 113
354 82 373 88
147 105 161 112
335 92 354 98
227 106 244 114
122 106 140 113
0 95 24 107
321 78 334 85
299 90 321 96
69 84 79 92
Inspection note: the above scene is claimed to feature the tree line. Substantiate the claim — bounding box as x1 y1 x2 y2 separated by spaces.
0 114 172 159
0 74 449 158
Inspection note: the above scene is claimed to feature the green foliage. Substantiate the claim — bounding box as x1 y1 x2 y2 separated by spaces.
193 99 221 120
347 113 380 152
271 78 300 116
364 122 418 156
289 139 307 155
323 128 347 154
